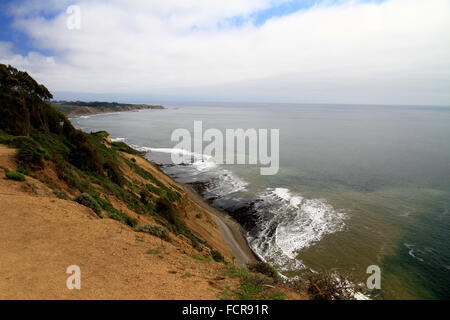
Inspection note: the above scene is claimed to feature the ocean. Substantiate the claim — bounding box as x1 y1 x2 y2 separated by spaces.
73 103 450 299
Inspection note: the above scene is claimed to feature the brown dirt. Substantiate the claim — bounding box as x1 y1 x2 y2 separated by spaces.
0 193 236 299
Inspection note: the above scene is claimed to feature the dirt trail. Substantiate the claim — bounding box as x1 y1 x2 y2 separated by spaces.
183 186 258 267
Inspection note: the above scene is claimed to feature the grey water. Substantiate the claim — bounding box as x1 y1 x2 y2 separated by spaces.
73 103 450 299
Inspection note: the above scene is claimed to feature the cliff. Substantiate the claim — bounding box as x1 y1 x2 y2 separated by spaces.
0 64 304 300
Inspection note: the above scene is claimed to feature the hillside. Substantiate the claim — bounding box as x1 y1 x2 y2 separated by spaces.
52 101 164 117
0 142 233 299
0 64 306 300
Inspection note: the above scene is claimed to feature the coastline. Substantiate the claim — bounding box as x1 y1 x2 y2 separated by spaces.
53 103 165 118
67 107 259 268
182 184 259 267
67 106 259 268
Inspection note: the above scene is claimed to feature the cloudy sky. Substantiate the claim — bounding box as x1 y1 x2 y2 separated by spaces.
0 0 449 105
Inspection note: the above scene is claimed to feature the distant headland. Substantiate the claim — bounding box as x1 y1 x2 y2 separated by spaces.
52 100 164 117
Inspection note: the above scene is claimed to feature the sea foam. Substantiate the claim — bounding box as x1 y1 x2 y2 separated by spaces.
248 188 346 271
136 146 248 195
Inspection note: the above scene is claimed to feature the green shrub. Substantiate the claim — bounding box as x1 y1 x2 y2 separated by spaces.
103 160 125 186
155 196 184 232
11 137 48 172
211 250 225 263
17 162 31 176
0 129 14 144
93 195 138 227
53 190 69 200
165 189 181 202
235 281 263 300
5 171 25 181
122 214 139 228
140 189 153 205
247 262 279 279
75 193 103 218
220 266 284 300
135 224 171 242
70 140 103 174
190 253 211 262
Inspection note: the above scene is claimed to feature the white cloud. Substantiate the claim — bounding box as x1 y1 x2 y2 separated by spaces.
1 0 449 105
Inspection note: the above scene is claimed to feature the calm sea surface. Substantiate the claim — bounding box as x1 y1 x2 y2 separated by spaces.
74 103 450 299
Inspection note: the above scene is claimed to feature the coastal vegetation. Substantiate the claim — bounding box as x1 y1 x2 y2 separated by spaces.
5 171 26 181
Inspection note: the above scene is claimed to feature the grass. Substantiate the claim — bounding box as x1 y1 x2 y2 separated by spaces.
5 171 26 182
135 224 171 242
190 253 211 263
126 159 181 202
53 190 69 200
145 249 161 255
247 262 280 279
75 193 103 218
111 141 140 155
220 264 285 300
94 194 138 227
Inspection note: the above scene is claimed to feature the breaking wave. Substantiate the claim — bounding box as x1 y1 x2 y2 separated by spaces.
134 146 248 196
247 188 346 272
111 137 126 142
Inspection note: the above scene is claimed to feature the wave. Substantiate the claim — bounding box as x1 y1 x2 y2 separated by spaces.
133 146 218 171
404 243 425 262
135 146 248 196
247 188 346 272
201 170 249 197
111 137 126 142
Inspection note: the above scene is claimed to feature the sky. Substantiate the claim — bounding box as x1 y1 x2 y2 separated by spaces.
0 0 449 106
